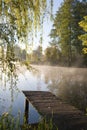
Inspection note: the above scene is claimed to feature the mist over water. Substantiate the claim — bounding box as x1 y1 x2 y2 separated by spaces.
31 65 87 111
0 65 87 123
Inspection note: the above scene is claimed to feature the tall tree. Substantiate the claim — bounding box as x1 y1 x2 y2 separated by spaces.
50 0 87 66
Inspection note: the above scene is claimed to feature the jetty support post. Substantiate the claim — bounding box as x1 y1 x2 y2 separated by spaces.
24 98 29 124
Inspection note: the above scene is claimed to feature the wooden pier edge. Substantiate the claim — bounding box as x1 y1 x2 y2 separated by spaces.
23 91 87 130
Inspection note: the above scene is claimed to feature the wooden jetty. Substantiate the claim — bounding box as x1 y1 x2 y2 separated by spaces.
23 91 87 130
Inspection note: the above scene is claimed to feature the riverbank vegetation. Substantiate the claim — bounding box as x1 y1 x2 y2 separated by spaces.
0 113 58 130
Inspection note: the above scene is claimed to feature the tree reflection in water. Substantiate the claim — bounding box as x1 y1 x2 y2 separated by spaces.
57 79 87 112
32 65 87 113
0 43 19 102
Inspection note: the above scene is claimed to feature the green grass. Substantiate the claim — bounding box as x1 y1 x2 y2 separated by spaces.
0 113 58 130
0 113 20 130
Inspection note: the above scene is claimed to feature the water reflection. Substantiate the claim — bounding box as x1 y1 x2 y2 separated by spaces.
0 43 20 116
0 24 42 123
58 81 87 112
32 65 87 112
0 64 87 124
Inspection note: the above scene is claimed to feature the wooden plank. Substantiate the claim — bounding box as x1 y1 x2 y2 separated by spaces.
23 91 81 112
23 91 82 114
23 91 87 130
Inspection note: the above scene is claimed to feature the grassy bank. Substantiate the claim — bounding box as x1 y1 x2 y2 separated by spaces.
0 113 58 130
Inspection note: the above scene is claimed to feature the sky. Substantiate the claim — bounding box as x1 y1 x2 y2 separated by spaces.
33 0 63 51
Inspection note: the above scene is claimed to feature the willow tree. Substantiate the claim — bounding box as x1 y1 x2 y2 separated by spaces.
0 0 53 46
0 0 53 73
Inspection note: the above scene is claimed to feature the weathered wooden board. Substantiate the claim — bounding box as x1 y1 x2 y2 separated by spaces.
23 91 87 130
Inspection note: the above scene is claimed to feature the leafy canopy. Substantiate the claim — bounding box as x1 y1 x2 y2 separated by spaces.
79 16 87 54
0 0 53 74
0 0 53 45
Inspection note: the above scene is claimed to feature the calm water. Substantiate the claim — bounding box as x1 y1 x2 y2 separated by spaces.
0 65 87 124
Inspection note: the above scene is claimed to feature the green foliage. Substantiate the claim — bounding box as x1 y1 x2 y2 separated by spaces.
79 16 87 54
30 45 43 64
50 0 87 66
0 0 53 44
45 46 61 65
0 113 20 130
0 113 58 130
0 0 54 72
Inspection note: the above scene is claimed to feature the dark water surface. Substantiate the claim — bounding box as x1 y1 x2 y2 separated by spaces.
0 65 87 124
